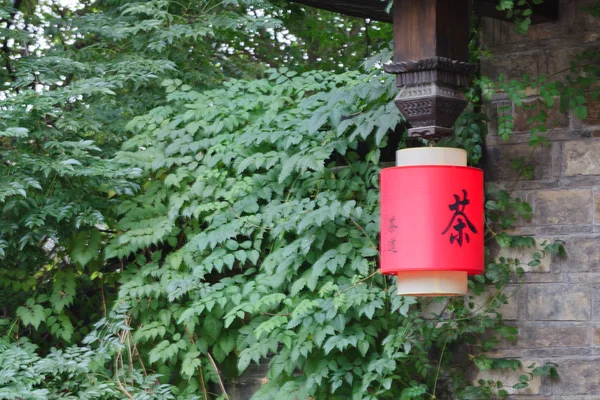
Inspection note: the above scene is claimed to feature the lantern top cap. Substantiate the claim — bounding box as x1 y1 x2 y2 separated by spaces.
396 147 467 167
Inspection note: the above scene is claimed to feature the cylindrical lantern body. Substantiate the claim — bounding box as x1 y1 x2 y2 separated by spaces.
380 148 484 296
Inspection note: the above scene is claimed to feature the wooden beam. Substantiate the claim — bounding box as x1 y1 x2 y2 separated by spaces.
286 0 392 22
287 0 559 24
391 0 470 62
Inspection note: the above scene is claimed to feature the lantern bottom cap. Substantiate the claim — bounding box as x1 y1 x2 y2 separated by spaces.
396 271 467 297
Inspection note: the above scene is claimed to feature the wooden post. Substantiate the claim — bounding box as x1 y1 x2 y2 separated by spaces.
384 0 477 139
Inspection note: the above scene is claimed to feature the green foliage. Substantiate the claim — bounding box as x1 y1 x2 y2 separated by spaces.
0 307 176 399
107 65 407 398
99 58 563 397
3 0 378 348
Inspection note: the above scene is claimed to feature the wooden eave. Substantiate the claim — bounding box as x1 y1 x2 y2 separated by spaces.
287 0 559 24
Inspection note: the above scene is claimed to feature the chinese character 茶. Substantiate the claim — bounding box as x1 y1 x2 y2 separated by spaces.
442 189 477 247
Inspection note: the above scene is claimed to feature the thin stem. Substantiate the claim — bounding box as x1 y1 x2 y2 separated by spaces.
100 280 107 318
285 174 302 203
114 354 135 400
228 205 271 231
350 217 377 250
207 352 230 400
544 61 597 82
314 178 323 199
509 145 536 193
261 312 291 317
485 219 498 238
202 0 225 13
132 341 147 376
183 326 208 400
492 62 598 96
198 366 208 400
125 331 134 374
339 270 379 294
432 332 450 399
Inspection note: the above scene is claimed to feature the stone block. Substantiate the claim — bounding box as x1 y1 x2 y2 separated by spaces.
560 235 600 272
514 98 569 133
484 101 511 137
595 192 600 224
564 140 600 176
532 189 593 226
592 284 600 321
581 99 600 127
551 358 600 396
585 32 600 43
481 52 541 81
571 97 600 130
474 359 542 395
484 143 551 182
534 225 593 235
566 273 600 283
470 285 521 320
544 47 585 81
527 284 591 321
505 397 550 400
509 323 589 349
520 347 593 358
566 0 600 35
552 397 600 400
494 237 553 273
526 20 565 42
522 272 563 284
594 325 600 346
551 141 562 178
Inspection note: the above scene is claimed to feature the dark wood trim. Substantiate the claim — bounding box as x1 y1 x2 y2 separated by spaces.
286 0 559 24
286 0 393 22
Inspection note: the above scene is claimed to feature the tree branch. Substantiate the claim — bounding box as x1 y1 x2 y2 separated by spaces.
1 0 24 82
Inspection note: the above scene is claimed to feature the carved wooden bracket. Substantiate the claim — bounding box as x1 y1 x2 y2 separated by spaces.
384 57 478 138
385 0 477 139
390 81 471 138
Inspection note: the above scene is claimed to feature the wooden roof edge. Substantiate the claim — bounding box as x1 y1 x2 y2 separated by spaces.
288 0 392 23
287 0 559 25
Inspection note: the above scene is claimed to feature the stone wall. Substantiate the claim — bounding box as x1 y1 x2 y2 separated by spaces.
480 1 600 397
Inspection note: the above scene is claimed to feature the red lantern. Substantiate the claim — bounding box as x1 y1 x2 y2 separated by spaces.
380 148 484 296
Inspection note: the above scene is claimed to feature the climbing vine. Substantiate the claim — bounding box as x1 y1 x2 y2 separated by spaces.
4 0 600 399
